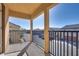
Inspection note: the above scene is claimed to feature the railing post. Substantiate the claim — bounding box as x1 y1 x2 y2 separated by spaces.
2 4 9 53
44 9 49 55
30 19 33 42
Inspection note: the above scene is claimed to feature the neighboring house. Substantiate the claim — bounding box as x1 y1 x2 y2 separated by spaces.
63 24 79 29
62 24 79 41
9 22 22 44
48 25 79 41
51 24 79 41
9 22 21 30
9 22 30 44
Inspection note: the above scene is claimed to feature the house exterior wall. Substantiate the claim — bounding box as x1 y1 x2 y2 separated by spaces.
9 23 22 44
9 30 21 44
9 23 20 30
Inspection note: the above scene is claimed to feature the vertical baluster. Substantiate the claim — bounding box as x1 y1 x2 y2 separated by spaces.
71 32 73 56
49 31 50 52
15 30 18 41
67 32 69 56
49 31 52 54
13 30 14 43
11 30 14 41
53 31 55 55
57 32 59 56
11 30 12 43
55 32 56 56
63 32 65 56
51 32 52 54
76 32 78 56
60 32 62 56
9 30 11 44
13 30 16 42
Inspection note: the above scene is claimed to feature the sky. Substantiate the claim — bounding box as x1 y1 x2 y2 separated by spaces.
9 17 30 29
9 3 79 29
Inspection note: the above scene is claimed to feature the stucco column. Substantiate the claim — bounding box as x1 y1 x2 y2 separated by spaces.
44 9 49 55
30 20 33 42
0 4 2 53
2 4 9 53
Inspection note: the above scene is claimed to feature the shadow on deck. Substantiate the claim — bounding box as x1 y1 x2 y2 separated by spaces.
3 42 47 56
17 42 46 56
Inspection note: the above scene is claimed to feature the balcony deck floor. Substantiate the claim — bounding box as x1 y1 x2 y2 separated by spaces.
0 42 45 56
26 42 45 56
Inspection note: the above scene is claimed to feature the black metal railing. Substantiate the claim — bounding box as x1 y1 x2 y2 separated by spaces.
49 30 79 56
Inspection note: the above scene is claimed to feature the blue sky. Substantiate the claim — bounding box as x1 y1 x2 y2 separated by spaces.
49 3 79 28
9 3 79 29
9 17 30 29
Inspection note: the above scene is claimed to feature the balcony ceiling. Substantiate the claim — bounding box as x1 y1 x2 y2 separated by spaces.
4 3 57 20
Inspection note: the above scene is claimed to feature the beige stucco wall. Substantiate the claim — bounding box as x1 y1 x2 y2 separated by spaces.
0 4 2 53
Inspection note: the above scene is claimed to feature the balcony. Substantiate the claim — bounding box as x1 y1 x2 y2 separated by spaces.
3 30 79 56
1 3 79 56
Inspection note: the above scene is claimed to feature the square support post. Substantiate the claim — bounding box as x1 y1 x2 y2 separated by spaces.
30 20 33 42
44 9 49 55
2 4 9 53
0 4 2 53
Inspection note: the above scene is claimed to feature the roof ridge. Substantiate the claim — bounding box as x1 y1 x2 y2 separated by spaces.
9 22 20 27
